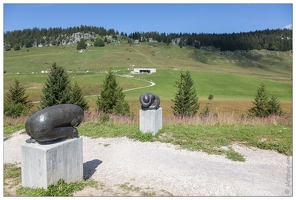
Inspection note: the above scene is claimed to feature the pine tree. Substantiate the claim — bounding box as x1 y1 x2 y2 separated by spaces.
70 81 89 111
248 83 271 117
96 70 130 115
171 70 200 118
268 93 283 116
4 79 33 117
249 83 284 117
40 62 72 109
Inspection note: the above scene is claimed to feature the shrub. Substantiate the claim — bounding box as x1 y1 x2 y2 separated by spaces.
208 94 214 103
13 43 20 51
76 39 87 50
5 45 11 51
200 105 210 118
94 37 105 47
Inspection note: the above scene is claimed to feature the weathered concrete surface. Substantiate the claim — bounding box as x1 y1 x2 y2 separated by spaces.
139 108 162 135
21 137 83 189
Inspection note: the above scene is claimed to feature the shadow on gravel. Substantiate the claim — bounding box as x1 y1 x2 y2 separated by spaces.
83 159 103 179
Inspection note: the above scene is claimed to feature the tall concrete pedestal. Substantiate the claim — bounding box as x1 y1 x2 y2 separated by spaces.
21 137 83 189
140 107 162 135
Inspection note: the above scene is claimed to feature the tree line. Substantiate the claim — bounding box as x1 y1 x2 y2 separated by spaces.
4 63 129 117
4 25 121 50
4 25 292 51
129 29 292 51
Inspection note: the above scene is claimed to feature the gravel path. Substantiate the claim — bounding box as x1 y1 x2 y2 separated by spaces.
3 132 293 196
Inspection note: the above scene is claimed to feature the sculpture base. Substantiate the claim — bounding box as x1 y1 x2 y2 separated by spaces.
21 137 83 189
139 107 162 135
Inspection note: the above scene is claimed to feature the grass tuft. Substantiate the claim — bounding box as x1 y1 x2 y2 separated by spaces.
226 147 245 162
16 179 97 196
130 131 154 142
4 163 21 179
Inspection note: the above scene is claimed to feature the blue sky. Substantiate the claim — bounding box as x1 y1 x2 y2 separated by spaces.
3 2 293 34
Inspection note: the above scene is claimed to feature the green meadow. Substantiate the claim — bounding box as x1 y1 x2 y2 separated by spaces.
4 42 292 102
3 41 293 163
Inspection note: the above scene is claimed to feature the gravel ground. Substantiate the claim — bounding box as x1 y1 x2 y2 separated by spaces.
3 132 293 196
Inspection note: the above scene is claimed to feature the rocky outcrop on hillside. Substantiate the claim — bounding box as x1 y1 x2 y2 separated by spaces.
36 32 97 47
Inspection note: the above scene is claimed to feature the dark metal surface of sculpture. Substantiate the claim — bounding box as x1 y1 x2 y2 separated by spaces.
25 104 84 144
139 92 160 110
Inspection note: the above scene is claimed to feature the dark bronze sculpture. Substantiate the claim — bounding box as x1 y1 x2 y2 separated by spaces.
139 92 160 110
25 104 84 143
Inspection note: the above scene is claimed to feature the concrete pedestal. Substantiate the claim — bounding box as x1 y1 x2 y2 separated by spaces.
21 137 83 189
140 107 162 135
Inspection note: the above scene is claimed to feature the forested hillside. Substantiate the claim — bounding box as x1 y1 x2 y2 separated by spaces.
4 25 292 52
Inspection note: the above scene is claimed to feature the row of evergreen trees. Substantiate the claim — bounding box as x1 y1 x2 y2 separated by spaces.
4 62 283 119
4 26 119 49
4 63 89 117
4 63 130 117
129 29 292 51
4 25 292 52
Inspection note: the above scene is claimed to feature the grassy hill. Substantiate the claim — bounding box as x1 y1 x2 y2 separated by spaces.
3 42 292 117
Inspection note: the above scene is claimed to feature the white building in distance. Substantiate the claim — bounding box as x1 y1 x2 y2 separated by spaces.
133 68 156 74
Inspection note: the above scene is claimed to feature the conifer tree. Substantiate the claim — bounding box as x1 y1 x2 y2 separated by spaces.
40 62 72 109
171 70 200 118
248 83 270 117
248 83 283 117
70 81 89 111
4 79 33 117
96 70 130 115
268 93 283 116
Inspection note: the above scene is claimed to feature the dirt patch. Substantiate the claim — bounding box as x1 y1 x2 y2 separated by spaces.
3 177 21 196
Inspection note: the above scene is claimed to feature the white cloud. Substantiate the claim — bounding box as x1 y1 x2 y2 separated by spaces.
283 24 292 29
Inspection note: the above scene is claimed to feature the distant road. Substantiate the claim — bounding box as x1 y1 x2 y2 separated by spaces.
115 74 155 92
